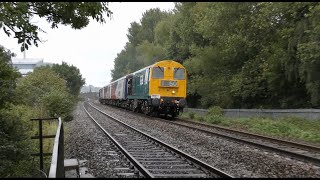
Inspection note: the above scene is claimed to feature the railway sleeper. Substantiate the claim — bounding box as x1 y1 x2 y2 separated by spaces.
139 161 186 164
124 145 162 148
143 164 193 167
131 154 174 157
125 148 164 151
113 167 133 171
153 174 207 178
127 150 165 153
148 168 199 172
116 172 136 177
136 157 176 160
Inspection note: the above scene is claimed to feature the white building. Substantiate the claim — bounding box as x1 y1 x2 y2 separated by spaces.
12 58 52 76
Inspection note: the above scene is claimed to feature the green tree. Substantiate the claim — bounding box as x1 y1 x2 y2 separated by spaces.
127 22 142 46
139 8 170 43
111 8 171 81
0 46 36 177
51 62 86 97
0 2 112 51
0 46 20 109
16 67 73 117
0 105 38 177
111 42 141 81
136 40 167 67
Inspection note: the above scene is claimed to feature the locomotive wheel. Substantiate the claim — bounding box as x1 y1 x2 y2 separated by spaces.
141 102 145 114
171 113 176 119
145 106 150 116
129 103 134 111
164 107 170 119
170 107 177 120
142 101 150 115
151 107 159 117
133 100 138 112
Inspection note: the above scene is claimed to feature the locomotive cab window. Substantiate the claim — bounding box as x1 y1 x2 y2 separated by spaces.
174 68 185 80
152 67 164 79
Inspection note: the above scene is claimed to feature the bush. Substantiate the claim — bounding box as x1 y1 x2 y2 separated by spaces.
16 68 75 118
207 106 224 117
41 89 74 118
189 112 195 119
0 105 35 177
64 114 74 121
196 115 205 122
204 106 224 124
205 115 223 124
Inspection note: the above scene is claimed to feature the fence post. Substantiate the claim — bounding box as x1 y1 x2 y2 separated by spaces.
39 119 44 172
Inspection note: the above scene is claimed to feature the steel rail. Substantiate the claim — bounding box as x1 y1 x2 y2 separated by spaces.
92 100 320 166
163 118 320 166
82 103 154 178
87 102 233 178
178 118 320 153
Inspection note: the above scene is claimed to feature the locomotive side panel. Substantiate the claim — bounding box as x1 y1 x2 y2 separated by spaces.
127 67 150 100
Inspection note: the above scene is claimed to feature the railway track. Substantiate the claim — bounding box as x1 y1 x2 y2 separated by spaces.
90 99 320 167
166 118 320 167
83 101 233 178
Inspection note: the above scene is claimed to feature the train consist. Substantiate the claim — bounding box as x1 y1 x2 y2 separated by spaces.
99 60 187 118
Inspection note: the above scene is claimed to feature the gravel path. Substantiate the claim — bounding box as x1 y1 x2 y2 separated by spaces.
89 100 320 178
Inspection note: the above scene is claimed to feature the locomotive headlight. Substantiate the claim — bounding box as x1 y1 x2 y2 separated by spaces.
172 90 175 94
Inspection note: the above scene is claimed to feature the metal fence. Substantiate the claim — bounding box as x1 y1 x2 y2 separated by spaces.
48 117 65 178
184 108 320 120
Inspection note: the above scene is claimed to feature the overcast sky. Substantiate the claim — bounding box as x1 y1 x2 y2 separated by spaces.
0 2 175 87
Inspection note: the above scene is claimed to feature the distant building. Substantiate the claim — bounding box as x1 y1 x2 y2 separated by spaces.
12 58 53 76
81 85 100 93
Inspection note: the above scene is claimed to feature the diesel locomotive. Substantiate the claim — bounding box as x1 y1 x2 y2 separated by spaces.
99 60 187 118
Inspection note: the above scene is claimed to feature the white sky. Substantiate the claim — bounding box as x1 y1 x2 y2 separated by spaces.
0 2 175 87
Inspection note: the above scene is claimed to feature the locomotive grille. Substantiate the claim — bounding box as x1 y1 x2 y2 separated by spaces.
161 80 178 87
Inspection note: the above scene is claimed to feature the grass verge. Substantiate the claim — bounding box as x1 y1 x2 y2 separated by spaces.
180 111 320 145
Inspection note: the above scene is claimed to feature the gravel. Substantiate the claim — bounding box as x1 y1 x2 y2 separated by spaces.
64 102 140 178
84 102 220 178
87 99 320 178
64 96 320 178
